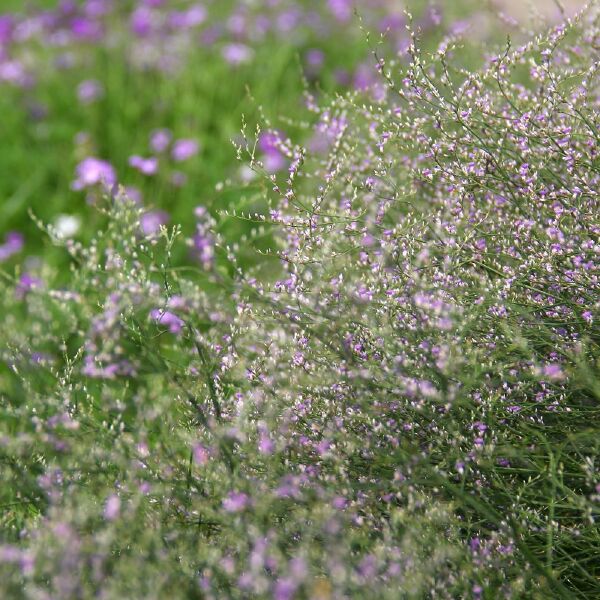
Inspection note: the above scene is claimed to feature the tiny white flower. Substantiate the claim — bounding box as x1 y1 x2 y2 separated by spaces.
54 214 81 239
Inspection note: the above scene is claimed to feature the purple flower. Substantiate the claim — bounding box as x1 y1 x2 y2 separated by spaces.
15 273 42 299
277 8 302 32
358 555 378 579
70 16 104 41
306 49 325 69
332 496 348 510
82 356 136 379
77 79 104 104
140 210 169 236
0 60 30 87
354 63 377 91
169 5 207 29
0 232 24 261
379 13 405 33
124 186 143 205
222 43 254 66
84 0 112 18
193 444 210 465
449 19 471 36
259 131 286 172
171 139 199 162
274 578 297 600
71 157 116 191
0 545 22 563
315 439 331 456
328 0 353 23
150 128 172 153
258 434 275 455
104 494 120 521
258 131 281 155
222 491 250 513
150 309 184 334
541 363 564 381
192 230 214 270
0 15 14 46
129 155 159 175
130 7 154 37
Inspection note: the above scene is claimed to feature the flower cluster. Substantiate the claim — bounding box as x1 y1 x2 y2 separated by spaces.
0 2 598 599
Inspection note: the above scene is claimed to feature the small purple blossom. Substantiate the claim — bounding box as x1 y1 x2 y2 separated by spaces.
274 578 297 600
104 494 120 521
222 491 250 513
70 16 103 41
130 7 154 37
171 139 199 162
77 79 104 104
168 5 207 29
192 230 214 270
258 433 275 455
15 273 42 299
259 131 287 172
0 232 24 261
222 43 254 66
129 155 159 175
193 444 210 466
150 128 172 153
71 157 116 191
140 210 169 236
305 48 325 72
328 0 353 23
541 363 565 381
150 309 184 334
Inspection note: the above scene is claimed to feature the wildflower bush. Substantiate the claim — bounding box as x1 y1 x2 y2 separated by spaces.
1 1 599 599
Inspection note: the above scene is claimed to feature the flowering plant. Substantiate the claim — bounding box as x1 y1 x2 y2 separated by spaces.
0 2 599 599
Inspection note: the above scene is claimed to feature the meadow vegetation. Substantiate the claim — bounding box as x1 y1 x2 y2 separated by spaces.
0 1 598 598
